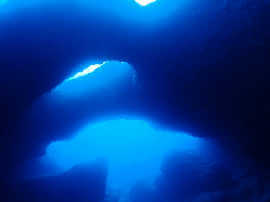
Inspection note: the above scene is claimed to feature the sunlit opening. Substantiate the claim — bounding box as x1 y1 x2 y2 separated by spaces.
134 0 157 6
42 118 203 190
53 61 135 97
67 61 107 81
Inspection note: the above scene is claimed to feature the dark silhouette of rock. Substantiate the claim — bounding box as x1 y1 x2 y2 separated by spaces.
154 150 270 202
6 161 108 202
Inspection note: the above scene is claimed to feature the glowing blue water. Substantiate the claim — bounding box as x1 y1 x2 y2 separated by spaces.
42 118 203 190
0 0 7 5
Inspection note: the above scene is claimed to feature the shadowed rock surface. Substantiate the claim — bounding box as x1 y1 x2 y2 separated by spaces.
4 161 107 202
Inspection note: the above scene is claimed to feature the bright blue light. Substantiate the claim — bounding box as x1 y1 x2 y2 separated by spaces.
67 62 107 81
134 0 157 6
54 61 135 97
42 118 203 190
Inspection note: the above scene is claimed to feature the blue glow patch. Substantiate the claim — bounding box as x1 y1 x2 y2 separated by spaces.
0 0 7 6
134 0 157 6
42 118 203 190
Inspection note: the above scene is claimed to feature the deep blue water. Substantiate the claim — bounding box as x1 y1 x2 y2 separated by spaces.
0 0 190 24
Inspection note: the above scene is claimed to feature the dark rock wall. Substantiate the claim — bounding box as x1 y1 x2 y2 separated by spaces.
3 161 107 202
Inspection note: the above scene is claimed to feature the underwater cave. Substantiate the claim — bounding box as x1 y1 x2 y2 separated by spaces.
1 0 270 202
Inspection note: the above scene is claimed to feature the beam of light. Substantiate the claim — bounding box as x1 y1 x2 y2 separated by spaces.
134 0 157 6
41 118 203 190
67 61 107 81
53 61 135 98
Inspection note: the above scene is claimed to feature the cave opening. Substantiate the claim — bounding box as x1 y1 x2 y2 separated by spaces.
22 60 207 200
18 60 229 202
